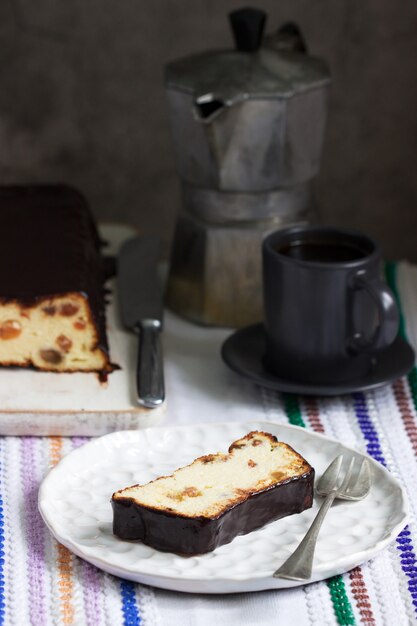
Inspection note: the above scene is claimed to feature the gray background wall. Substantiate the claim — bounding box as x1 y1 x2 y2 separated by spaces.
0 0 416 260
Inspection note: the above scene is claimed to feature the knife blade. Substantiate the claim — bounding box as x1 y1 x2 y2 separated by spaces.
117 236 165 408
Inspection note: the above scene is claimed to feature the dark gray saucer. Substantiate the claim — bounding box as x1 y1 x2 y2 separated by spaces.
221 323 415 396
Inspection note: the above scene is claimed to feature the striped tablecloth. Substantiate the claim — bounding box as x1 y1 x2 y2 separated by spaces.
1 261 417 626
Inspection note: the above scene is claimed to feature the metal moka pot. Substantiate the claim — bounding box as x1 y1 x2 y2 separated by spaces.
165 8 330 327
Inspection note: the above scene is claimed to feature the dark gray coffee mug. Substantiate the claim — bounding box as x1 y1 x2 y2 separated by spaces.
262 226 400 384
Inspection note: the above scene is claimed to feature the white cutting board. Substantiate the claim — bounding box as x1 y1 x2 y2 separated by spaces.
0 224 166 436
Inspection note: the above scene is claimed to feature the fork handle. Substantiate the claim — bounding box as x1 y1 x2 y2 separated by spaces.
273 492 337 581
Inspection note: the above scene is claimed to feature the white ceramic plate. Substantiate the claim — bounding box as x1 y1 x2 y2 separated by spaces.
38 421 408 593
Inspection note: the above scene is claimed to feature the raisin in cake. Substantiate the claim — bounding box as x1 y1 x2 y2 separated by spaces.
112 431 314 554
0 185 115 377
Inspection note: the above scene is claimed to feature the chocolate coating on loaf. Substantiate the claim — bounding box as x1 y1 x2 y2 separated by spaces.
0 184 114 375
112 468 314 555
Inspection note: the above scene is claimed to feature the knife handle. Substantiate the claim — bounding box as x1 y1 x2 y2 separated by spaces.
137 320 165 408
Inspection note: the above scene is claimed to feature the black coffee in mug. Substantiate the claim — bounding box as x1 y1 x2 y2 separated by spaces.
262 226 400 384
278 240 367 263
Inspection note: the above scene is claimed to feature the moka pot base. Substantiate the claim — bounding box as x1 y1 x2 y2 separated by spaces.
166 186 310 328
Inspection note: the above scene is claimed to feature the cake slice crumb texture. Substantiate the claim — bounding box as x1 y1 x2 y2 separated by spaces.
113 431 312 518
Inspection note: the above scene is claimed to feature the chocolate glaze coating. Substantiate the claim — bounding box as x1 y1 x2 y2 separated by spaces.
112 468 314 555
0 184 114 375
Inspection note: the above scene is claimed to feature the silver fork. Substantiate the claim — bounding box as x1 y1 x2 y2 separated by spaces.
273 454 372 581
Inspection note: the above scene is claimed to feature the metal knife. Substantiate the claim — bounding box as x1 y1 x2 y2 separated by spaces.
117 236 165 408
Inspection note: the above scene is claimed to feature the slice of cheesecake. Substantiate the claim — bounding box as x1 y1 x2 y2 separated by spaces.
0 185 115 378
112 431 314 554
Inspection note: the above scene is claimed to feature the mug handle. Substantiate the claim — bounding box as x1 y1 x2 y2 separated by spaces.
348 270 399 352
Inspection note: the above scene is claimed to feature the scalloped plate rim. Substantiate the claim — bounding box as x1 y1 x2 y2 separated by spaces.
38 420 409 593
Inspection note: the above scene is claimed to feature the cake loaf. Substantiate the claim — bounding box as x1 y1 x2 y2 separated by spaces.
112 431 314 554
0 185 115 378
